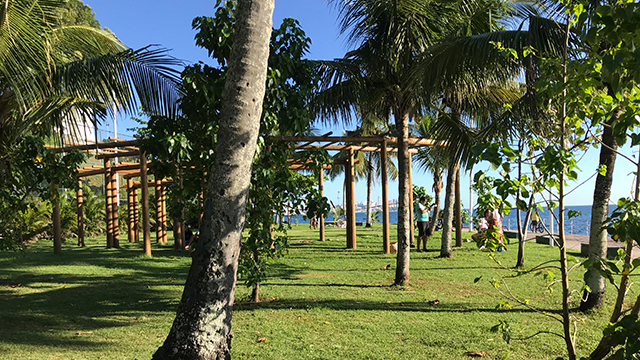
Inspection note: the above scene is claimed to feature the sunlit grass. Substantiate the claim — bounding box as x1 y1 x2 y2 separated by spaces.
0 225 623 359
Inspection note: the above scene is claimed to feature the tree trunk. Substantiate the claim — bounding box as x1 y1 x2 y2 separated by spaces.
251 283 260 303
440 161 458 258
365 152 373 227
394 110 411 286
152 1 274 358
427 167 442 239
455 164 462 247
580 108 620 312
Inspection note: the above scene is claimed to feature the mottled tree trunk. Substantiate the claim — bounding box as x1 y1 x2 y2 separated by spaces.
580 108 620 312
394 111 411 286
440 161 458 258
152 1 274 359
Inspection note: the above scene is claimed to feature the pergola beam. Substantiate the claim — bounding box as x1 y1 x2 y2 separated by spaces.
274 135 441 146
296 144 417 153
51 139 139 153
95 150 141 159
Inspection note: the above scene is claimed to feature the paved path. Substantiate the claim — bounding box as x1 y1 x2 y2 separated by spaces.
500 229 640 260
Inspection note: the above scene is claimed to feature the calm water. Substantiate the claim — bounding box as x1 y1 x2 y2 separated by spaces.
287 204 617 236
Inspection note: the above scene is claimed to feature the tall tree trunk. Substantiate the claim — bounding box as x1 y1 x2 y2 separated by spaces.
580 107 621 312
440 161 458 258
366 152 373 227
427 167 442 239
394 110 411 286
153 1 274 358
455 164 462 247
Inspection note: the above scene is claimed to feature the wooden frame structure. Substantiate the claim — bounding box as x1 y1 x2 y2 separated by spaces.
277 135 438 253
49 135 439 256
51 139 170 256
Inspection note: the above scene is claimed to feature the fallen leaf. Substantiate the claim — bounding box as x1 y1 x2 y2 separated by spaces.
428 299 440 306
76 331 93 335
324 321 330 325
255 331 259 334
463 351 487 357
257 337 267 343
384 264 391 270
296 316 301 320
9 284 21 288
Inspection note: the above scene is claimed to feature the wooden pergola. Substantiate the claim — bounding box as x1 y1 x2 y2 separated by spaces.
275 135 439 254
49 134 440 256
51 139 173 256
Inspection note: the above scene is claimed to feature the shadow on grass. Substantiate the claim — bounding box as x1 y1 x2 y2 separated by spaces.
0 243 192 350
234 297 563 315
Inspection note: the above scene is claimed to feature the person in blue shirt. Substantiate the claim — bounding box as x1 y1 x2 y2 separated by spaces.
415 196 431 252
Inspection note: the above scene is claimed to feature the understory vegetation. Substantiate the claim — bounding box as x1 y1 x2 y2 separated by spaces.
0 226 631 360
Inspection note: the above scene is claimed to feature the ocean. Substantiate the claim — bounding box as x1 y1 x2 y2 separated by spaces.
287 204 616 236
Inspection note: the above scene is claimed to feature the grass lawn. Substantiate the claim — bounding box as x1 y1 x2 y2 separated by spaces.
0 224 632 359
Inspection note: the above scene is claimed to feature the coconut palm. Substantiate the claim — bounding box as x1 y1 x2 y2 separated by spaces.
411 111 449 241
0 0 180 151
0 0 180 246
315 0 510 285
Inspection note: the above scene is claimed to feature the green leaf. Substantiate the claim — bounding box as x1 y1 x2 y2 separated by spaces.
597 164 607 176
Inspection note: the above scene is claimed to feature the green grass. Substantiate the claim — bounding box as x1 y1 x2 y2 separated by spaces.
0 225 631 359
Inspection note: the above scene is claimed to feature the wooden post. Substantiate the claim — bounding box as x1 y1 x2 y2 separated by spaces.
127 178 135 242
382 141 390 253
161 184 167 243
111 168 119 248
319 168 325 242
104 158 113 248
76 179 85 247
156 179 163 243
409 154 414 245
348 148 356 249
140 152 151 256
53 184 62 254
133 186 139 242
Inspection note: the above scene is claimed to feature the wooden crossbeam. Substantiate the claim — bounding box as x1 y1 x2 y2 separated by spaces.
274 135 442 146
78 163 142 177
295 144 417 153
95 150 141 159
51 139 139 153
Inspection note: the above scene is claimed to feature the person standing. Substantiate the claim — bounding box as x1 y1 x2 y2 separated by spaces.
530 210 540 232
415 196 431 252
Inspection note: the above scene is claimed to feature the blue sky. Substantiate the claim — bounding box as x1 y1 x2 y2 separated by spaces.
84 0 639 208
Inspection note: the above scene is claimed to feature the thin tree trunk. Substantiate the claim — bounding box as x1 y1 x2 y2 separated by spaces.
394 110 411 286
153 1 274 358
251 283 260 303
440 160 458 258
558 17 576 360
427 168 442 239
580 107 621 312
366 152 373 227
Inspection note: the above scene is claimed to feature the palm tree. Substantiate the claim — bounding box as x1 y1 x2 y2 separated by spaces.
0 0 180 247
0 0 180 150
316 0 509 285
152 0 275 358
411 112 448 241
